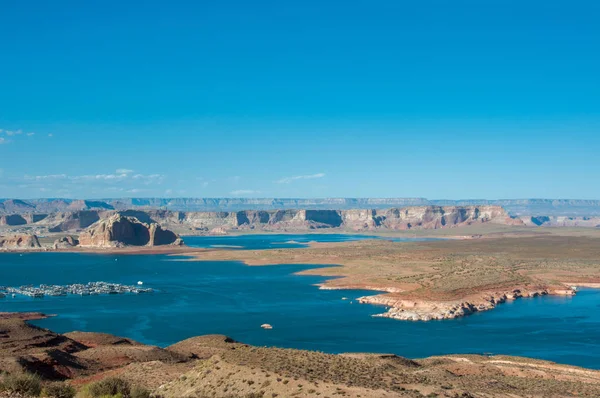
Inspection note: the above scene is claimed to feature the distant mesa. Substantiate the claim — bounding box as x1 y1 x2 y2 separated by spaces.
67 199 115 211
0 214 28 226
0 199 36 213
78 214 183 248
4 197 600 216
48 210 102 232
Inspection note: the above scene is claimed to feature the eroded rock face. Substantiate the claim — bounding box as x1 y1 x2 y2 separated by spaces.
0 214 27 226
53 236 80 249
78 214 183 248
47 210 103 232
356 286 574 321
0 205 524 233
0 234 41 249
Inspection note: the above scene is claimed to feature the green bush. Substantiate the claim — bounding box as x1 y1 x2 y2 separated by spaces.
0 372 42 396
129 385 150 398
42 382 77 398
76 377 131 398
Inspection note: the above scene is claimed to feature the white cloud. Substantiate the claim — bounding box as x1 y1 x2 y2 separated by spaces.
0 128 38 141
275 173 326 184
116 168 134 174
24 174 68 181
230 189 261 196
5 130 22 136
36 172 164 184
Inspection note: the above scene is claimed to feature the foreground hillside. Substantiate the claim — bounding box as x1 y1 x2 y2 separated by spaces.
1 314 599 398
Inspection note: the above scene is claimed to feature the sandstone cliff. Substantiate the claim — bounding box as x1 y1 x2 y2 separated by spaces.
78 214 183 248
0 205 525 234
5 197 600 215
0 234 41 249
160 205 522 232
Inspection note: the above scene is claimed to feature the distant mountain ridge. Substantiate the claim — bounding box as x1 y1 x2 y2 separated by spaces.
2 197 600 216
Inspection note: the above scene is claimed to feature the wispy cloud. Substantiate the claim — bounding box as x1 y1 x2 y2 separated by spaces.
18 171 166 197
3 129 22 136
0 128 46 143
23 172 164 184
116 168 134 174
274 173 325 184
230 189 261 196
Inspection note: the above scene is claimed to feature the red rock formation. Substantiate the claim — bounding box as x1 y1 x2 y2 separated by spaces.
78 214 182 248
0 234 41 249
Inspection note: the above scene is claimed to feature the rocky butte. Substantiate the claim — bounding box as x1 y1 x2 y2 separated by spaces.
0 234 41 250
78 214 183 248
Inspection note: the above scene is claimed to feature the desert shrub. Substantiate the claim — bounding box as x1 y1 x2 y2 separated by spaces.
77 377 131 398
129 385 151 398
0 372 42 396
42 382 77 398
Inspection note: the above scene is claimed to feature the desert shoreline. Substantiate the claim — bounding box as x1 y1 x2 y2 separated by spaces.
3 233 600 322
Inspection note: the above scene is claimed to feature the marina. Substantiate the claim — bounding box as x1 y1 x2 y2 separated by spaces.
0 281 153 298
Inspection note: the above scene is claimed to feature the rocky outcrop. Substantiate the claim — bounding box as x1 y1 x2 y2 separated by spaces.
53 236 80 249
0 234 41 249
78 214 183 248
357 286 575 321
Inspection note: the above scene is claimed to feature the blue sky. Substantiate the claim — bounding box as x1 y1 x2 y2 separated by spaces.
1 1 599 199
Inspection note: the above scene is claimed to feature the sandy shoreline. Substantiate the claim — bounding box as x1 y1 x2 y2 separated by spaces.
4 233 600 323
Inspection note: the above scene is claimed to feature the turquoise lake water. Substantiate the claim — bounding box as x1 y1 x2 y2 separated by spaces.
184 233 437 250
0 236 599 369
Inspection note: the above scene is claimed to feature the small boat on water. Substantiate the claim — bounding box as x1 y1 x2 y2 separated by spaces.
261 323 273 330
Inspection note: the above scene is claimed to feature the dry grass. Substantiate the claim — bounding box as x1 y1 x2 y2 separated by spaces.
189 232 600 303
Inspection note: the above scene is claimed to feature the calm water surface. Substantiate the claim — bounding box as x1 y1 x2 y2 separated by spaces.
184 233 438 250
0 238 598 369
